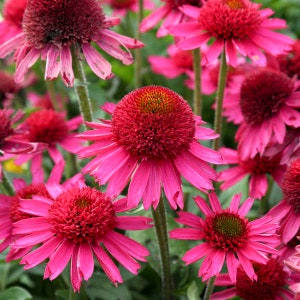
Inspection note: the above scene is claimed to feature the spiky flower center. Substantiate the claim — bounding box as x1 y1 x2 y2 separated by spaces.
22 0 105 48
10 184 51 222
111 86 196 160
0 111 13 147
3 0 27 26
204 211 249 251
235 259 288 299
48 187 116 243
172 50 194 70
282 158 300 214
239 153 281 175
199 0 262 39
240 68 294 125
26 110 68 145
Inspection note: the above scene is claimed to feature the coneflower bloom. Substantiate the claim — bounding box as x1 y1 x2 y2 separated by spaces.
268 158 300 244
211 258 296 300
12 180 152 292
0 109 43 156
169 0 293 66
78 85 223 210
218 145 287 199
15 109 82 181
0 162 64 262
140 0 204 37
0 0 143 86
169 192 279 283
148 44 193 79
0 0 27 44
285 242 300 274
235 67 300 160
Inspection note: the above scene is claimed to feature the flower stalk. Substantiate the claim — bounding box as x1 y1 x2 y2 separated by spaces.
212 48 228 151
203 276 216 300
152 199 173 300
135 0 144 88
0 171 14 196
71 45 93 124
193 48 202 116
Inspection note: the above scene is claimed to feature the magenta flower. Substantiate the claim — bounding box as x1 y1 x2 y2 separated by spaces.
0 109 44 157
218 146 287 199
211 258 296 300
0 0 143 86
0 0 27 44
148 44 193 79
0 161 64 262
169 0 293 66
140 0 204 37
169 192 279 282
78 85 223 210
235 67 300 160
12 180 152 292
285 242 300 274
268 158 300 244
15 109 82 181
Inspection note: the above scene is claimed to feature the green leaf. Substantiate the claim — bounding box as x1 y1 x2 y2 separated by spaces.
187 281 199 300
0 286 32 300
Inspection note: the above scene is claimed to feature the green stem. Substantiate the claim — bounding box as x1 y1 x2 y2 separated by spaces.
45 80 60 111
68 286 77 300
152 199 173 300
0 171 14 196
212 49 228 151
71 46 93 124
134 0 144 88
203 276 216 300
192 48 202 116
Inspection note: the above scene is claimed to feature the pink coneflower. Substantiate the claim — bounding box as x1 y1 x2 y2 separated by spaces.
78 85 223 210
211 258 296 300
148 44 193 79
218 145 287 199
0 162 63 262
103 0 154 17
0 109 43 156
15 109 82 181
0 0 27 44
285 241 300 274
12 180 152 292
140 0 203 37
0 0 143 87
268 158 300 244
169 0 293 66
169 192 279 282
235 67 300 160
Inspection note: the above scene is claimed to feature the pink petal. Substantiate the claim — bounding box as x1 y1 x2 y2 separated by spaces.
77 242 94 280
194 195 212 216
44 239 74 280
92 244 123 284
21 236 61 269
0 32 24 58
127 160 150 208
15 48 41 83
81 43 113 80
116 216 153 230
169 228 203 240
13 217 49 234
237 197 254 217
178 32 211 51
249 174 268 199
160 160 183 209
139 6 169 32
60 45 74 87
182 243 211 264
45 45 61 81
188 141 223 164
226 251 239 283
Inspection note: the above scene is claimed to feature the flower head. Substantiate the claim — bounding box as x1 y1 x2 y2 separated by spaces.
140 0 203 37
0 0 27 44
15 109 82 181
211 258 296 300
235 67 300 159
170 192 279 282
12 179 152 291
0 0 143 86
78 85 222 210
218 145 287 199
268 158 300 244
170 0 293 66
